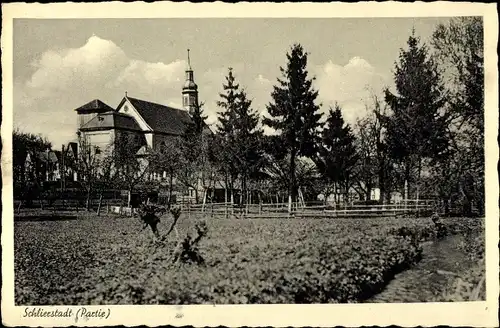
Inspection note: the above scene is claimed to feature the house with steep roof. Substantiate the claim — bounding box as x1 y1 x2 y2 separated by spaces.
24 150 61 182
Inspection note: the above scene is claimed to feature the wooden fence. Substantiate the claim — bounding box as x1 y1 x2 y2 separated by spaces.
14 198 125 214
178 199 437 219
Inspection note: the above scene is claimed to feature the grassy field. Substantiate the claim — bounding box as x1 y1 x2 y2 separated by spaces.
14 212 484 305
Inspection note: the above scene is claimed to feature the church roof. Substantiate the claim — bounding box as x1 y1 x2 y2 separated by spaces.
80 111 142 132
125 97 192 135
74 99 115 113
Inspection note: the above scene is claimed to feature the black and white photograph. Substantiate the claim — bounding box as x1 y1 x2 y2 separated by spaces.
2 2 498 327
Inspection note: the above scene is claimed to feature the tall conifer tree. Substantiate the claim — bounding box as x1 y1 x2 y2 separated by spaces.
382 31 448 201
217 68 264 206
315 104 358 203
263 44 322 210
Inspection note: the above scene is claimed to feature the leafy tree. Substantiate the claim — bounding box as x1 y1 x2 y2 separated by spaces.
382 31 449 202
216 68 264 206
315 104 358 203
264 153 318 204
112 132 150 207
13 129 52 184
75 132 104 210
432 17 484 132
353 94 394 203
148 139 182 209
263 43 323 211
353 116 377 201
178 102 211 203
431 17 484 215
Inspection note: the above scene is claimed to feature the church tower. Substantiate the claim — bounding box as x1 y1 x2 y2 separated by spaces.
182 49 198 115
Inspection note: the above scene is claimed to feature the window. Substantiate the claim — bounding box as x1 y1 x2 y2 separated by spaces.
94 146 101 155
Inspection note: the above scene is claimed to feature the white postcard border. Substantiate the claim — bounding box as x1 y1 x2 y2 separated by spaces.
2 2 498 327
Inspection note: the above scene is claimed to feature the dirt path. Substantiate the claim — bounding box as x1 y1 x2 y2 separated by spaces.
367 234 477 303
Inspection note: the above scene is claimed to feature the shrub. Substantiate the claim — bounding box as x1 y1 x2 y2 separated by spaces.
172 221 208 265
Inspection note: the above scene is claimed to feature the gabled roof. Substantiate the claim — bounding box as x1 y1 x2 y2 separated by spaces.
121 96 193 135
80 111 142 132
74 99 115 113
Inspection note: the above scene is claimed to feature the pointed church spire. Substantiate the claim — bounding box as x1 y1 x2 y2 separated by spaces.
182 49 198 115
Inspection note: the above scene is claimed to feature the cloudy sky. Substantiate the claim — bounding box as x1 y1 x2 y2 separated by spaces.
13 18 450 146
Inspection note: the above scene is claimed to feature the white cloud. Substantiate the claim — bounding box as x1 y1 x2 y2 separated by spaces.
313 56 389 124
255 74 272 85
111 59 185 92
27 36 128 93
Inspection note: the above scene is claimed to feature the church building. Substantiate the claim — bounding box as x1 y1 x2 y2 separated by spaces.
75 50 202 157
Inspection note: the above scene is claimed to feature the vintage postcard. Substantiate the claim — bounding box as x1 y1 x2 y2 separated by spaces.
1 1 499 327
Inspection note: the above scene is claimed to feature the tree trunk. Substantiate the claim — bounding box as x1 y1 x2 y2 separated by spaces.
404 159 411 210
443 198 450 216
324 186 330 206
378 166 386 205
167 169 174 209
365 184 371 202
224 177 228 219
416 157 422 216
194 188 199 204
242 174 247 207
202 187 208 213
289 150 297 214
230 177 234 216
344 177 349 204
86 188 92 211
97 193 103 216
239 179 243 209
404 179 408 211
127 187 132 208
333 182 338 206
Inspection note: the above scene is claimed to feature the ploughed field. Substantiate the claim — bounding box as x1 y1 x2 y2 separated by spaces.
14 214 484 305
